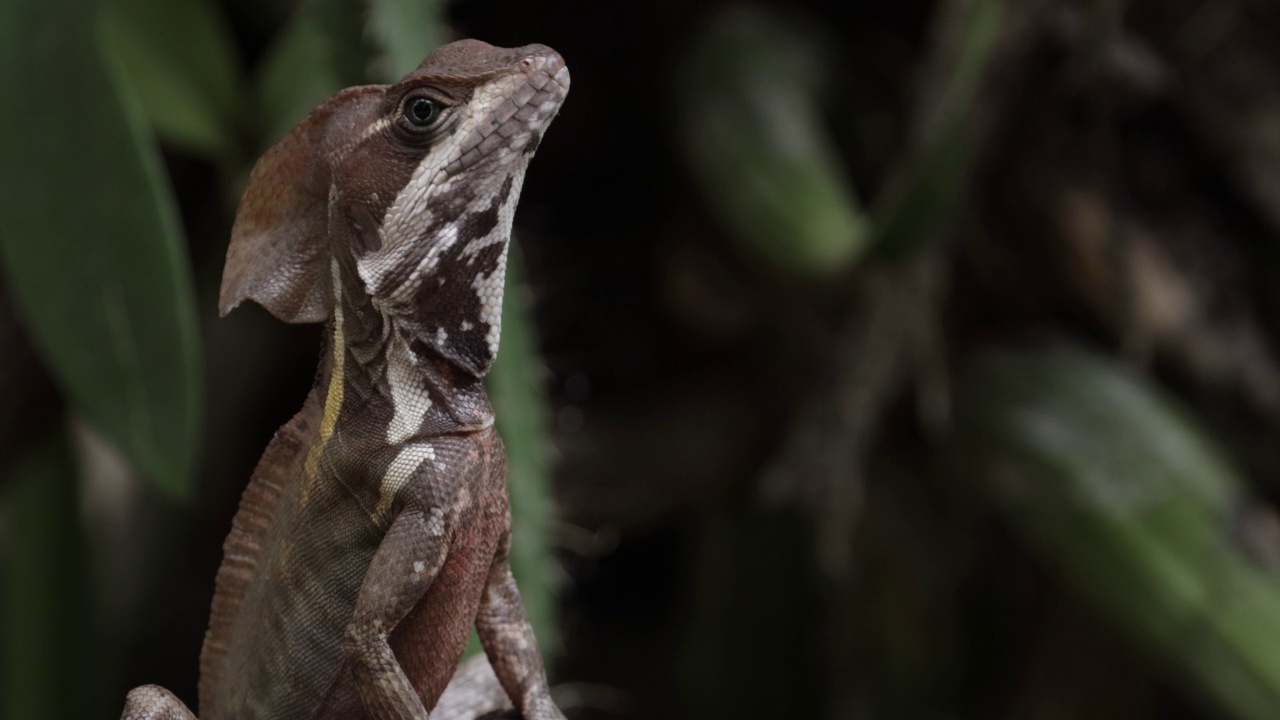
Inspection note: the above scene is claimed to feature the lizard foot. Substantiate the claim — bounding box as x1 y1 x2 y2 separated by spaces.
120 685 197 720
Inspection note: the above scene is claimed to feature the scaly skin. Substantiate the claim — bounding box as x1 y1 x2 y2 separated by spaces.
121 40 570 720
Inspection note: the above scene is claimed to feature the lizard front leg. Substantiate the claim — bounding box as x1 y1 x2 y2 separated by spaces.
345 506 450 720
476 533 565 720
120 685 197 720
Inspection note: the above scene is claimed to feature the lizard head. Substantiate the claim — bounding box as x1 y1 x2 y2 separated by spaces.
220 40 569 376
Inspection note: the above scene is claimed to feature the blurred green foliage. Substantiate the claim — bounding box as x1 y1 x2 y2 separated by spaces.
2 437 105 720
676 1 1001 277
0 0 201 498
102 0 243 160
676 6 871 278
955 345 1280 720
256 0 375 143
870 0 1002 259
671 3 1280 720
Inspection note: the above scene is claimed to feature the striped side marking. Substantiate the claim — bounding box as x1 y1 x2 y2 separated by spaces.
302 259 346 504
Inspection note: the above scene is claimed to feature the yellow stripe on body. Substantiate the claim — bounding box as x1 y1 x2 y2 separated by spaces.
302 260 347 502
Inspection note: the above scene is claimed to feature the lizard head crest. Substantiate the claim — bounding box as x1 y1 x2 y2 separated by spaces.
220 40 569 376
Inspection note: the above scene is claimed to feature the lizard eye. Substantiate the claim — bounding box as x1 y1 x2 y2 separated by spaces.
404 97 442 128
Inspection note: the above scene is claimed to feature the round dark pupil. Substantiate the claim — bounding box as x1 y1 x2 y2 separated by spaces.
408 98 437 125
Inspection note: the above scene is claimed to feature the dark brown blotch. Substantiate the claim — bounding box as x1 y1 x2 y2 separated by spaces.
458 177 514 242
409 234 508 375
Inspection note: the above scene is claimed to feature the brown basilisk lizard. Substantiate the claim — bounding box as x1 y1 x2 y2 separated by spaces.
120 39 570 720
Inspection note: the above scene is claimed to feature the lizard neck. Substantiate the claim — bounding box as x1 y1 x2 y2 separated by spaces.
317 256 495 450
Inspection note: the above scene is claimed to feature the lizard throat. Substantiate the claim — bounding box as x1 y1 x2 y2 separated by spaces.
364 165 527 378
328 258 496 444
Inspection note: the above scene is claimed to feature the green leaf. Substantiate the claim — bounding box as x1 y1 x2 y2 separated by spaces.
869 115 978 260
870 0 1002 258
487 244 558 655
100 0 243 159
2 433 114 719
954 344 1280 720
367 0 444 80
0 0 201 497
1 437 70 720
256 0 376 144
676 6 870 278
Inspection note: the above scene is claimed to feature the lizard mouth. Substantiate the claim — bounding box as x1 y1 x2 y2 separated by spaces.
522 68 568 157
438 46 570 178
506 48 571 156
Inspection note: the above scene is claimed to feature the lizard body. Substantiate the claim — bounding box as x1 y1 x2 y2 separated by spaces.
121 39 570 720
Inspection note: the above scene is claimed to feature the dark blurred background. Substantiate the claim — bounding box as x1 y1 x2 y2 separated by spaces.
6 0 1280 718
